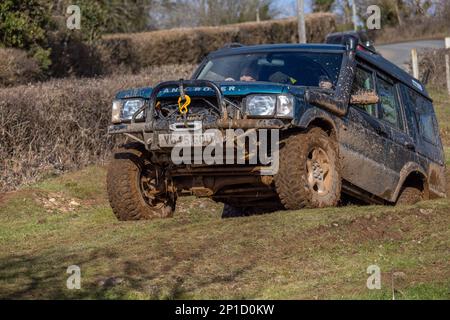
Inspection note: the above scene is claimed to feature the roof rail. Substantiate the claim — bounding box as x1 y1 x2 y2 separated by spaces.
221 43 244 49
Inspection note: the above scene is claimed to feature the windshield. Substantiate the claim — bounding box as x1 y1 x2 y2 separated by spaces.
195 52 343 87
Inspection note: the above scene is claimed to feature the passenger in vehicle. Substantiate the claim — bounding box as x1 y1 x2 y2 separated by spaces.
240 66 258 82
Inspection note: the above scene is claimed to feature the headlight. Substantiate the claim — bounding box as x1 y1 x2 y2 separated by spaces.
246 95 276 116
276 95 294 118
245 94 294 118
111 100 122 124
111 99 145 123
122 99 145 121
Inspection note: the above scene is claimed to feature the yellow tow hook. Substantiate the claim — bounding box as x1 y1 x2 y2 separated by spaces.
178 94 191 127
178 94 191 115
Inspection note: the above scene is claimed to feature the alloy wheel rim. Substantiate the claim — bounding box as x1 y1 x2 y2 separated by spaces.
306 147 332 196
139 168 165 207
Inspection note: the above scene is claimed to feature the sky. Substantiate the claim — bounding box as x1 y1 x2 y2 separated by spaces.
273 0 314 18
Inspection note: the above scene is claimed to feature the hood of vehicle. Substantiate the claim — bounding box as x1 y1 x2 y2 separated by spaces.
115 82 294 100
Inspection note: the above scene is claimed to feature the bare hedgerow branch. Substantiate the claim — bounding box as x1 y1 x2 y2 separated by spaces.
0 64 195 191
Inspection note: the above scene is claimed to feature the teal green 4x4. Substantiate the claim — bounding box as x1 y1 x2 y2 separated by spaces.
107 38 446 220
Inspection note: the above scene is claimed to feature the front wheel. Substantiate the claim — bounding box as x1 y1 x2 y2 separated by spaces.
107 144 176 221
275 128 341 210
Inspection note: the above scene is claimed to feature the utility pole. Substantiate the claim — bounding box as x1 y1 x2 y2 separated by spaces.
297 0 306 43
352 0 358 31
445 37 450 96
411 48 419 79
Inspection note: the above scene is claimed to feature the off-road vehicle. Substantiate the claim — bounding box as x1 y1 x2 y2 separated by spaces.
107 37 446 220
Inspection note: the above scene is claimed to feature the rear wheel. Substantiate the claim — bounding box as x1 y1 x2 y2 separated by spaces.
396 187 423 205
275 127 341 210
107 144 176 221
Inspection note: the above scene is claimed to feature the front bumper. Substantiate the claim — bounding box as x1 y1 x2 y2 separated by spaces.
109 80 291 151
108 118 289 152
108 118 287 135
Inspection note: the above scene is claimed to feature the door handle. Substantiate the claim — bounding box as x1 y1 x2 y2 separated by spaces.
375 126 388 137
404 141 416 151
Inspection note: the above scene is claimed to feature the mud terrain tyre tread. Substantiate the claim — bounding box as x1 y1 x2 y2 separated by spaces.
396 187 423 205
107 144 174 221
275 127 341 210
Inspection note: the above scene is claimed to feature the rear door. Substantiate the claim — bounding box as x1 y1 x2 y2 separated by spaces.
401 87 444 163
340 64 399 198
373 74 416 200
400 86 446 197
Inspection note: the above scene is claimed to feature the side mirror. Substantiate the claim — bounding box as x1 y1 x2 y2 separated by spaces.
350 90 379 105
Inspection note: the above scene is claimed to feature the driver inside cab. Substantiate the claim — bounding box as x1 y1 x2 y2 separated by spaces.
239 65 258 82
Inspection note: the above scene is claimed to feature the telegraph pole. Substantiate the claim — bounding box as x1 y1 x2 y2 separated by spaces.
352 0 358 31
445 37 450 96
297 0 306 43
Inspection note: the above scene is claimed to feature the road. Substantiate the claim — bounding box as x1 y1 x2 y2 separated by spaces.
376 39 445 70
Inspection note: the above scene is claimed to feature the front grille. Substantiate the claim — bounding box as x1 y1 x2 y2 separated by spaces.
155 97 220 122
154 97 242 122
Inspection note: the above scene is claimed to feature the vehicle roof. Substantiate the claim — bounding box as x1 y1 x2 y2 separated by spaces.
208 43 430 100
208 43 347 58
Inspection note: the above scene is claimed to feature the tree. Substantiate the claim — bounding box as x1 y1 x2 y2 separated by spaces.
312 0 335 13
47 0 153 40
353 0 435 28
149 0 278 29
205 0 277 25
334 0 353 26
100 0 153 34
0 0 52 69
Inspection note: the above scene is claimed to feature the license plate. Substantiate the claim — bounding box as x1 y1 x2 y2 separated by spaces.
158 132 220 147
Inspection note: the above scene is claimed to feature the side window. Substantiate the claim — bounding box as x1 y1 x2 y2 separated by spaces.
376 76 404 130
400 85 418 140
419 113 437 144
351 66 377 116
406 89 439 145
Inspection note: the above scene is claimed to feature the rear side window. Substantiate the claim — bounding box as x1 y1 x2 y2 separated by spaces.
404 88 439 145
377 76 403 130
399 85 418 140
351 66 377 116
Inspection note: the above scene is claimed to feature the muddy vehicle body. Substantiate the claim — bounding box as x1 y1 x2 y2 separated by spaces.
107 38 446 220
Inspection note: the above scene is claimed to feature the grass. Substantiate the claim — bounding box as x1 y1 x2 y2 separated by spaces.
429 89 450 167
0 165 448 300
0 88 449 300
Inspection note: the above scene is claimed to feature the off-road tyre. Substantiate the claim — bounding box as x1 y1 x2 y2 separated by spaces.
275 127 341 210
396 187 423 205
107 143 176 221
